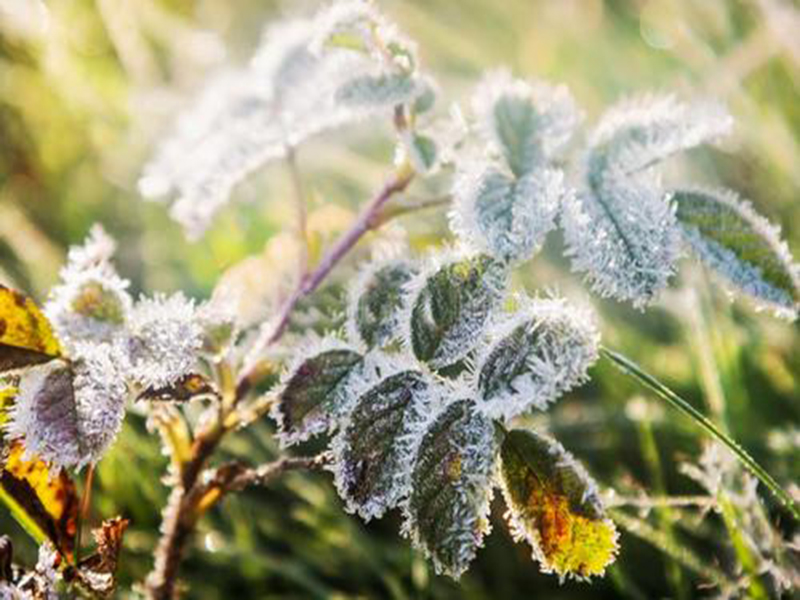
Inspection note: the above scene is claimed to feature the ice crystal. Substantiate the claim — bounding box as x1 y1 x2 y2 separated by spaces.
331 354 439 520
125 293 203 390
451 162 564 262
271 336 364 447
45 225 131 348
70 341 129 466
140 2 427 239
402 248 506 369
475 297 599 421
6 360 82 470
471 70 581 176
450 71 579 262
402 398 497 578
563 95 731 307
346 256 417 349
673 187 799 320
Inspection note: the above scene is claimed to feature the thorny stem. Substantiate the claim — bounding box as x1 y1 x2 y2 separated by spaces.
602 347 800 523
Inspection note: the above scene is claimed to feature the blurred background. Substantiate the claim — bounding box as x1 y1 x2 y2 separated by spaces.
0 0 798 598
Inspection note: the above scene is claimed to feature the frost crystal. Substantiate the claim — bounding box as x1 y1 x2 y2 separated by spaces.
499 429 618 580
450 71 579 262
331 355 438 520
6 360 82 470
475 297 599 421
563 95 730 307
271 336 364 447
471 69 581 176
45 225 131 348
402 248 506 369
140 2 427 239
673 187 799 320
451 162 564 262
125 293 203 389
70 341 129 466
402 399 497 578
346 256 417 349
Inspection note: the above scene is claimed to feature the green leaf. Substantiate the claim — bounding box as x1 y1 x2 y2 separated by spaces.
348 259 417 349
673 188 799 319
273 341 364 445
407 133 438 174
452 165 562 262
499 429 618 580
332 367 434 520
408 253 505 369
403 399 497 578
335 73 418 108
476 298 599 420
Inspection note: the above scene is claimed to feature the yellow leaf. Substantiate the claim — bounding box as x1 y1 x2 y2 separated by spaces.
0 441 78 560
499 429 618 580
0 285 61 371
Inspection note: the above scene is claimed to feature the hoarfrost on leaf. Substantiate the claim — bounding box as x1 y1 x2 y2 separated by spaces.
402 399 497 578
499 429 618 580
272 337 364 447
451 162 563 262
139 2 429 239
347 256 417 349
331 359 437 520
475 297 599 421
125 293 203 390
45 225 131 348
563 95 732 307
405 250 505 369
673 187 799 320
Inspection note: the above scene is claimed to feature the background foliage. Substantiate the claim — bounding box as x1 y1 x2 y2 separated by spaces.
0 0 798 597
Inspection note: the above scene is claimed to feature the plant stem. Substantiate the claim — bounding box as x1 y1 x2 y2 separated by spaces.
240 162 414 385
601 346 800 523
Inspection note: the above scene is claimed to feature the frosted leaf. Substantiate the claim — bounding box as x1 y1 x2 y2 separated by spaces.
140 2 428 239
673 188 799 320
331 360 437 520
499 429 618 580
125 293 203 390
404 250 506 369
562 177 681 308
564 95 732 307
136 373 219 403
6 360 82 470
347 257 417 349
402 131 438 174
335 72 419 108
402 399 497 578
271 337 364 446
45 226 131 348
475 298 599 421
451 163 563 262
588 95 732 178
472 70 581 177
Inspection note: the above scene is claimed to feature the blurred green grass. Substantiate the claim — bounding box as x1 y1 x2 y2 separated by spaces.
1 0 798 597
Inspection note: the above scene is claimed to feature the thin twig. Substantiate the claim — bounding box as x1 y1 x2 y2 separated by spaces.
239 162 415 390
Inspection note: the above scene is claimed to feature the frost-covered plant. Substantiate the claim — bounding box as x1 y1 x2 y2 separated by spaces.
2 1 799 598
